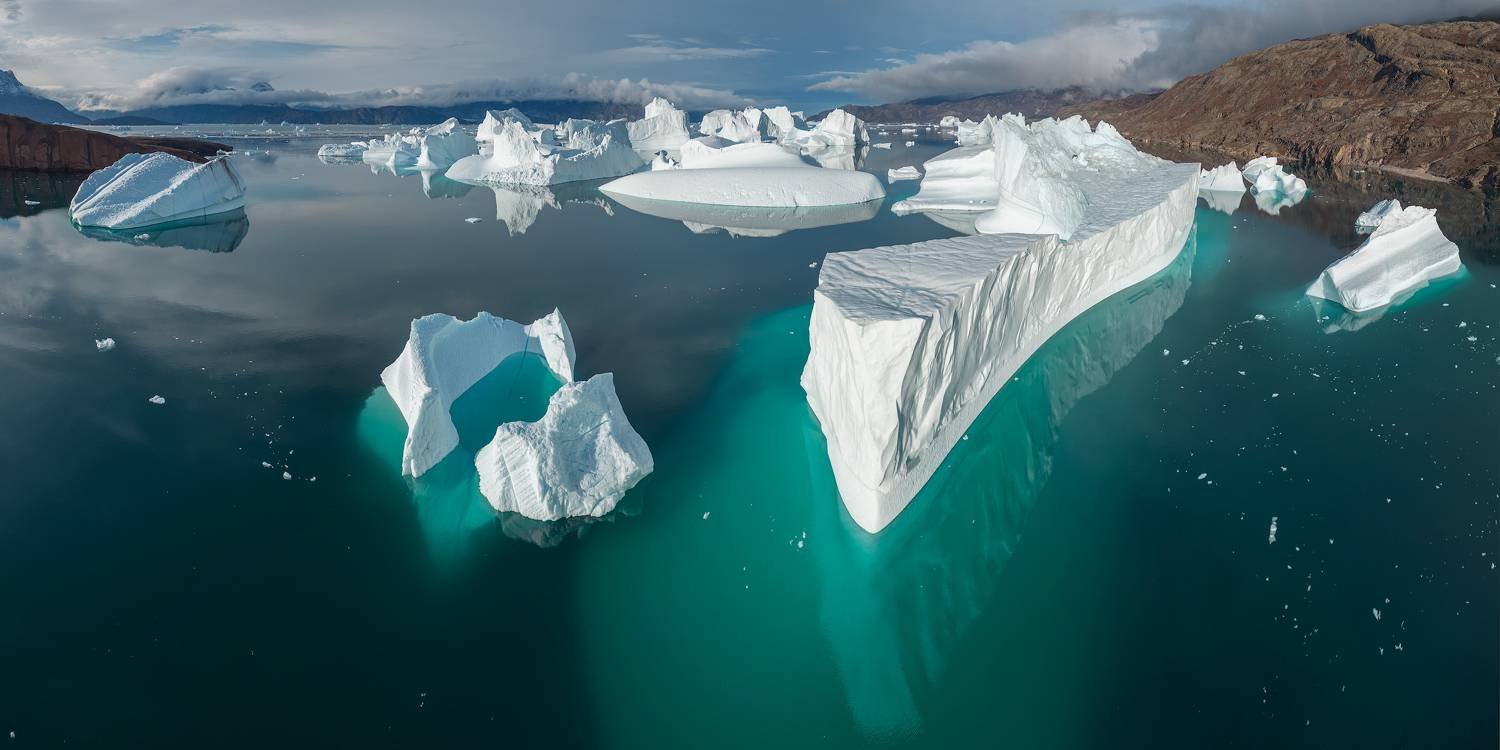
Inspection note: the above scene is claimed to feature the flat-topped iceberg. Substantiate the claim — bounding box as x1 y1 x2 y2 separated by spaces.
475 373 653 521
600 165 884 208
1199 162 1245 192
888 166 921 181
446 119 643 186
1306 202 1463 313
415 118 478 170
318 141 369 159
476 108 535 142
381 310 576 478
606 191 880 236
626 97 691 152
802 118 1197 532
69 152 247 230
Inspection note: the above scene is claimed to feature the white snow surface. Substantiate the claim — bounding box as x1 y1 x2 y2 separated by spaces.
1199 162 1245 192
1356 198 1401 230
446 119 643 186
803 148 1198 532
673 137 809 170
415 118 478 170
888 166 922 181
69 152 246 230
626 97 691 152
600 166 884 208
476 373 653 521
380 310 576 478
1306 204 1463 313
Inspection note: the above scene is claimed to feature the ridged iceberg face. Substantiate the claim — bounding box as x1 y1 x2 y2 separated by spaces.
626 97 691 152
476 373 654 522
802 124 1198 532
1306 203 1463 313
69 152 246 230
415 118 478 170
380 310 576 478
476 108 534 142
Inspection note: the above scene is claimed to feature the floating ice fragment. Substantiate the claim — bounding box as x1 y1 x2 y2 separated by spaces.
1198 162 1245 192
464 217 482 223
1355 199 1401 230
148 395 166 405
95 337 116 351
887 165 922 182
1372 608 1381 621
1197 472 1208 480
1253 313 1266 321
282 471 292 480
871 143 892 150
1268 516 1278 543
600 167 884 208
23 199 39 206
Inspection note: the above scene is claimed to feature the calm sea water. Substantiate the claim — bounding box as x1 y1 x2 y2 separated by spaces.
0 131 1495 748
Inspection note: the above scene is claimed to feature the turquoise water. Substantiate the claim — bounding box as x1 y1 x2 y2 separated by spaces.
0 138 1494 747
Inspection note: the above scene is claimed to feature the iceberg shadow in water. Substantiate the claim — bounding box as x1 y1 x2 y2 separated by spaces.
74 208 251 253
607 193 881 238
808 232 1197 737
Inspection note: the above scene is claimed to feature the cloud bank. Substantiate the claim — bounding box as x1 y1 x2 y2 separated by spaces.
811 0 1498 102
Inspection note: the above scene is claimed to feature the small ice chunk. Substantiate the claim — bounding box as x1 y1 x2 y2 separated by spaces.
95 337 116 351
464 217 482 223
148 395 166 405
23 199 40 206
1268 516 1278 543
887 165 922 182
282 471 292 480
1372 608 1381 621
871 142 892 150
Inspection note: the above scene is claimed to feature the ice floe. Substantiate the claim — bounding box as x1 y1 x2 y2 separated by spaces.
476 373 653 521
1306 202 1463 313
803 116 1197 532
446 118 643 186
381 310 576 478
887 166 921 181
626 97 691 152
600 166 884 208
69 152 247 230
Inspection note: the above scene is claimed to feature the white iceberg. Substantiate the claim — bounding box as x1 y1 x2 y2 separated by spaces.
939 115 961 128
95 337 116 351
699 109 769 143
1241 155 1279 183
380 310 576 478
318 142 369 158
476 108 535 142
601 166 884 208
415 118 478 170
801 109 868 148
955 116 998 146
763 106 807 141
1199 162 1245 192
446 119 643 186
1251 166 1306 197
1355 198 1401 230
672 137 809 170
887 166 921 181
889 145 996 213
1306 203 1463 313
69 152 247 230
871 143 892 150
475 373 653 521
607 192 881 237
802 122 1197 532
626 97 691 152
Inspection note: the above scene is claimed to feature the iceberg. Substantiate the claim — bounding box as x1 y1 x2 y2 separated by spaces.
626 97 691 152
887 166 921 181
955 116 997 146
476 108 535 142
889 145 997 213
700 109 769 143
802 121 1197 532
600 166 884 208
1198 189 1244 214
415 118 478 170
475 373 653 521
1240 155 1279 183
1305 203 1463 313
69 152 247 230
318 141 369 159
1199 162 1245 192
1251 166 1306 197
871 143 892 150
801 109 868 148
380 310 576 478
606 192 881 236
1355 198 1401 231
446 119 643 186
671 137 810 170
939 115 960 128
763 106 807 141
362 130 421 168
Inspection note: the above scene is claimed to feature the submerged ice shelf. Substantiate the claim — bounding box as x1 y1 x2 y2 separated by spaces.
803 118 1198 532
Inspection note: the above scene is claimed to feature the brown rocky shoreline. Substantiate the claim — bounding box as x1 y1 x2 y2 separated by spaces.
0 114 231 172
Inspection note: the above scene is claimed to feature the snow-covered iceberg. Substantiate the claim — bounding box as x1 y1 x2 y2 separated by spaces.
362 130 421 168
887 166 921 182
802 121 1197 532
763 106 807 141
476 108 535 142
606 191 881 236
415 118 478 170
1305 203 1463 313
475 373 653 521
1199 162 1245 192
699 109 770 143
600 166 884 208
1355 198 1401 231
670 137 810 170
318 141 369 159
626 97 691 152
380 310 576 478
446 119 643 186
889 145 996 213
69 152 247 230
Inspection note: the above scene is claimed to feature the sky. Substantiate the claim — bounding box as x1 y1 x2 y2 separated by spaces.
0 0 1491 113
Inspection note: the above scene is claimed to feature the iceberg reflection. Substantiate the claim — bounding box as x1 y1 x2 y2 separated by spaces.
419 169 475 200
809 233 1196 737
1254 187 1308 215
1199 188 1245 215
485 180 615 236
607 193 881 238
74 208 251 253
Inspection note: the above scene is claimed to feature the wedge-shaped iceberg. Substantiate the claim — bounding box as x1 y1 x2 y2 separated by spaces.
415 118 478 170
446 119 643 186
890 145 997 213
381 310 576 478
1199 162 1245 192
476 108 535 142
1306 203 1463 313
600 166 884 208
1355 198 1401 230
69 152 247 230
626 97 691 152
763 106 807 141
802 148 1197 532
475 373 653 521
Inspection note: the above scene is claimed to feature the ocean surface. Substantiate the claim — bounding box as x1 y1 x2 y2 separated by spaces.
0 126 1495 747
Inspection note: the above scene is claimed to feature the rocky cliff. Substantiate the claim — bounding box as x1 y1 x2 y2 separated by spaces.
0 115 231 172
1060 21 1500 190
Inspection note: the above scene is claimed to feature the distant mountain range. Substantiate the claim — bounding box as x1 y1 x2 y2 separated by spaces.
0 69 90 124
819 87 1133 124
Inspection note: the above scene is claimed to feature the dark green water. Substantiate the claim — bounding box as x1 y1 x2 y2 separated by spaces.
0 138 1494 747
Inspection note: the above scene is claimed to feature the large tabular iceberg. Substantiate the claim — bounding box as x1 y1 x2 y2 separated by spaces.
626 97 691 152
69 152 247 230
600 166 883 208
802 115 1198 532
446 119 643 186
475 373 654 521
1306 202 1463 313
380 310 576 478
415 118 478 170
